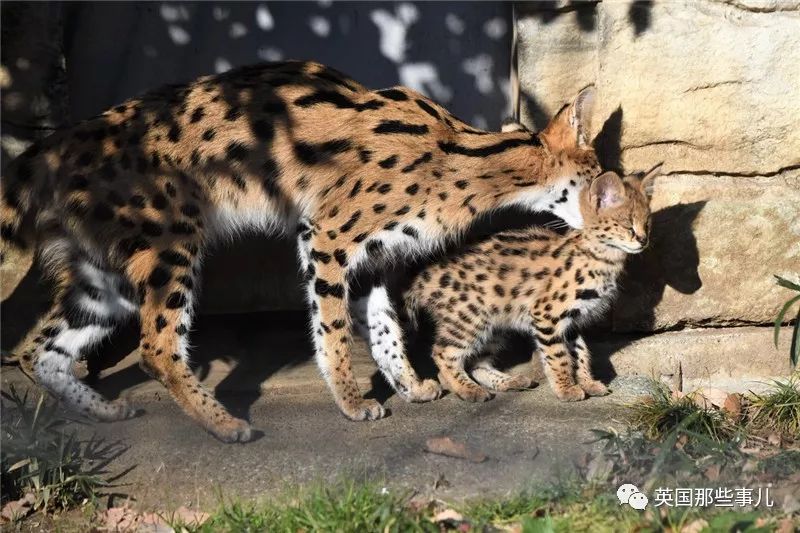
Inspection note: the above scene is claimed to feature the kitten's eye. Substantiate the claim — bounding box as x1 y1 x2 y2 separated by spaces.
629 228 636 238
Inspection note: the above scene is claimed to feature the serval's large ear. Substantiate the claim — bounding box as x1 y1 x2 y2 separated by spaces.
539 85 595 153
625 162 663 199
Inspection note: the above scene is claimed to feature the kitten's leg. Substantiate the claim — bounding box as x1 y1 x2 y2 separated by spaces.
298 226 384 420
532 319 585 401
28 260 137 420
569 335 608 396
471 361 535 392
431 336 493 403
131 244 251 442
361 286 442 402
469 338 535 392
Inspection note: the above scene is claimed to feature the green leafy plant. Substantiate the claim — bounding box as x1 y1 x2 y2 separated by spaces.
747 376 800 440
1 385 126 514
774 274 800 368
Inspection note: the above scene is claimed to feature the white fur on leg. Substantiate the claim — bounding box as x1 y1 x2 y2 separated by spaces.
35 323 132 421
364 286 442 402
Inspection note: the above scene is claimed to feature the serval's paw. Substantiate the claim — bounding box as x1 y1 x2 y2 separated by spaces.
343 398 387 421
580 379 609 397
91 398 137 422
404 379 444 403
554 384 587 402
208 415 253 443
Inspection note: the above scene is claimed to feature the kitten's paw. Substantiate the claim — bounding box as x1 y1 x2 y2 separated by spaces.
208 416 252 443
404 379 444 403
343 398 387 421
580 380 609 397
555 385 586 402
456 385 494 403
496 375 536 392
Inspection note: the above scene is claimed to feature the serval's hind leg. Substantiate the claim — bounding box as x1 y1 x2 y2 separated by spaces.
26 257 137 421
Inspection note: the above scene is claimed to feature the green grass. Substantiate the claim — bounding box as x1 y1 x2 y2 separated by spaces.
747 377 800 440
0 386 125 516
181 479 792 533
189 481 436 533
628 382 737 442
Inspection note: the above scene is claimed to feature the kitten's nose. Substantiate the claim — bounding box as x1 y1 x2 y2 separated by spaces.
637 236 649 248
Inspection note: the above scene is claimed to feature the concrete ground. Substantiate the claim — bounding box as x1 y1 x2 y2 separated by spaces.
0 312 658 510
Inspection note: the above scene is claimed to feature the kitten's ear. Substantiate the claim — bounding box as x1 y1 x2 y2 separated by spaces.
539 85 595 153
590 171 626 211
501 118 528 133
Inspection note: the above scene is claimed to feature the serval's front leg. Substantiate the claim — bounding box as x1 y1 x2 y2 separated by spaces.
299 228 385 420
532 318 585 402
568 334 608 397
130 243 251 442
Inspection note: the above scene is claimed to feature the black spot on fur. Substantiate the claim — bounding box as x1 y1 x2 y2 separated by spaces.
159 250 191 267
373 120 428 135
226 142 249 161
378 155 398 169
165 291 187 309
339 210 362 233
415 99 440 120
142 220 163 236
152 194 168 210
401 152 432 173
294 139 352 165
170 222 196 235
251 120 274 141
190 107 205 123
333 249 347 266
168 124 181 142
155 315 168 332
376 88 408 101
148 266 171 288
92 203 114 221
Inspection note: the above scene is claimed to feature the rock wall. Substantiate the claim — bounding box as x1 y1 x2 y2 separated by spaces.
515 0 800 331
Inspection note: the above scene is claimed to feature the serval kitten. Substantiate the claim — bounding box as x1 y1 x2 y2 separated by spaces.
365 167 659 402
1 60 601 441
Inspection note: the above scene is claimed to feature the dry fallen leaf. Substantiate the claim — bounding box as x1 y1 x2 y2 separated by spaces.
767 433 782 447
0 493 34 523
776 517 797 533
704 464 721 481
425 436 487 463
722 393 742 419
170 506 210 527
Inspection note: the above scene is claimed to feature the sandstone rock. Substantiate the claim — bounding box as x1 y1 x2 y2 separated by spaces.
516 0 800 330
515 0 800 175
612 170 800 330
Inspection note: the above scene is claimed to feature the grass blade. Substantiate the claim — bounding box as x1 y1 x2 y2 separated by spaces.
775 275 800 292
792 305 800 368
774 294 800 348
